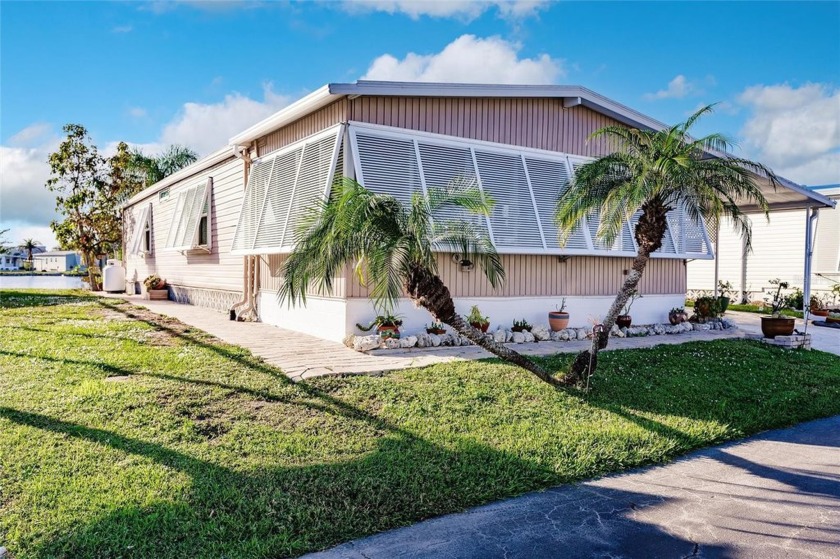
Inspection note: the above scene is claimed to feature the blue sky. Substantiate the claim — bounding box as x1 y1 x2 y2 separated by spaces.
2 0 839 248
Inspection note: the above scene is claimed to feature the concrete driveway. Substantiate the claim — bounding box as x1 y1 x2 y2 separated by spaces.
303 416 840 559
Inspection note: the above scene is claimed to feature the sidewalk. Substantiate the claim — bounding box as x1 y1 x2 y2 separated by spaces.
303 415 840 559
103 294 742 379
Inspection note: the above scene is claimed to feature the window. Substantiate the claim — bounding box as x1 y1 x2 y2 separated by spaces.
164 178 212 251
159 188 170 201
128 204 153 256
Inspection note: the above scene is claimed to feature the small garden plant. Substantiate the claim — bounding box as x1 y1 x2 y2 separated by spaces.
621 289 641 316
425 321 446 335
555 298 567 313
466 305 489 329
765 279 790 317
355 314 403 331
143 274 166 290
511 319 533 333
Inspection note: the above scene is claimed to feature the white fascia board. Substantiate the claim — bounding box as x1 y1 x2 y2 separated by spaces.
228 85 336 147
123 146 232 208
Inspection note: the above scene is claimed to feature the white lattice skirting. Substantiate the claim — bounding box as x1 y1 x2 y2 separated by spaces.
170 285 243 314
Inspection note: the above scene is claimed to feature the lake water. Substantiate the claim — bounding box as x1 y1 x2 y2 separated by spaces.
0 275 84 290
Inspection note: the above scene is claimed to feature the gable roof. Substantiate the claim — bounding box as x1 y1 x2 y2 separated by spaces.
125 80 835 211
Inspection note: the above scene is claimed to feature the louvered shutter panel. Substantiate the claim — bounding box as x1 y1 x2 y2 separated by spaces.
129 205 149 255
354 132 422 204
474 150 542 249
179 183 207 248
232 157 274 252
525 157 588 250
254 149 300 250
417 142 490 245
165 191 188 248
283 132 338 248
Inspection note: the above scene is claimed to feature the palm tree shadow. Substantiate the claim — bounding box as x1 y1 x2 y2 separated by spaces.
1 407 738 559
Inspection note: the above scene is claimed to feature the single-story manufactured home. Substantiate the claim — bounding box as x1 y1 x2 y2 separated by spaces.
688 184 840 303
122 81 835 342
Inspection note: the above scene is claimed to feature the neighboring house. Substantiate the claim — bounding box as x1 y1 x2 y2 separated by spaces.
122 81 834 342
0 246 46 270
688 185 840 304
31 251 82 272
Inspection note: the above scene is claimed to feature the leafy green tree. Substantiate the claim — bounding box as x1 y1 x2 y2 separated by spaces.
280 178 570 387
0 229 10 255
46 124 141 290
129 144 198 188
555 106 776 383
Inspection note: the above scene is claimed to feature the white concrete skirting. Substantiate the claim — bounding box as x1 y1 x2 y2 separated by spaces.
259 290 686 342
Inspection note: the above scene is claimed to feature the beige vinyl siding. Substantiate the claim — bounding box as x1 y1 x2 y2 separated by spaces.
258 100 347 156
349 97 620 157
123 157 244 292
337 255 684 299
259 254 347 299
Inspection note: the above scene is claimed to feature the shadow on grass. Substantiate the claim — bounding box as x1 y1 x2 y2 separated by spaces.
0 406 740 559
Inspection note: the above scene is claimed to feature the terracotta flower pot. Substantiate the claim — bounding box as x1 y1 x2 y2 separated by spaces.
826 316 840 325
668 313 687 325
470 322 489 332
548 311 570 332
760 316 795 338
426 328 446 335
811 308 829 317
616 315 632 329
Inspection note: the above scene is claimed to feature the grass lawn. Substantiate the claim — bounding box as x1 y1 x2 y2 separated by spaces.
2 290 840 558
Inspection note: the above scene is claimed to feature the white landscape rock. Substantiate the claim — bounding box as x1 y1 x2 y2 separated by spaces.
511 332 526 344
399 336 417 348
416 333 431 348
576 328 589 340
533 326 551 341
523 331 536 343
429 334 441 347
566 329 576 341
384 337 401 349
493 328 507 343
353 335 381 352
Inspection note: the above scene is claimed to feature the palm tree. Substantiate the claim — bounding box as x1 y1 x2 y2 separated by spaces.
21 238 43 269
279 177 569 387
130 145 198 186
555 105 776 383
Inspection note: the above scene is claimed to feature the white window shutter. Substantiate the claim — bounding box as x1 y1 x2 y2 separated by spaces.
254 148 301 250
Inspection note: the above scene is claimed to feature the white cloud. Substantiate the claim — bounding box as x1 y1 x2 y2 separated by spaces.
0 223 59 251
0 142 61 231
112 25 133 33
128 107 148 118
159 84 290 155
343 0 546 20
8 123 55 148
644 75 694 100
363 34 562 84
738 82 840 184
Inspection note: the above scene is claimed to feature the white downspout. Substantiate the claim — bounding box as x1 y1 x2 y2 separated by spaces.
713 226 720 298
230 144 253 319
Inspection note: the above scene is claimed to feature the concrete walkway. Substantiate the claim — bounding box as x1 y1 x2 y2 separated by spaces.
104 294 743 379
304 415 840 559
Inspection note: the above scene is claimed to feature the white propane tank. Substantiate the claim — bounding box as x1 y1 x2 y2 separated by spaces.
102 259 126 293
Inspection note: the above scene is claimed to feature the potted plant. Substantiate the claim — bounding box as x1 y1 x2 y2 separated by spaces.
356 314 404 340
466 305 490 332
760 279 796 338
827 311 840 325
511 319 533 333
548 298 569 332
616 289 640 329
717 280 733 313
425 321 446 335
143 275 168 300
668 306 688 325
809 294 829 317
692 296 720 322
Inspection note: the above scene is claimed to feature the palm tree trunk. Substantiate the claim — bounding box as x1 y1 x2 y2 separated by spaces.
406 264 573 387
567 200 669 384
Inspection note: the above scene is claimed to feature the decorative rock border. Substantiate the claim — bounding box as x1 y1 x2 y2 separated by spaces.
350 318 737 352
